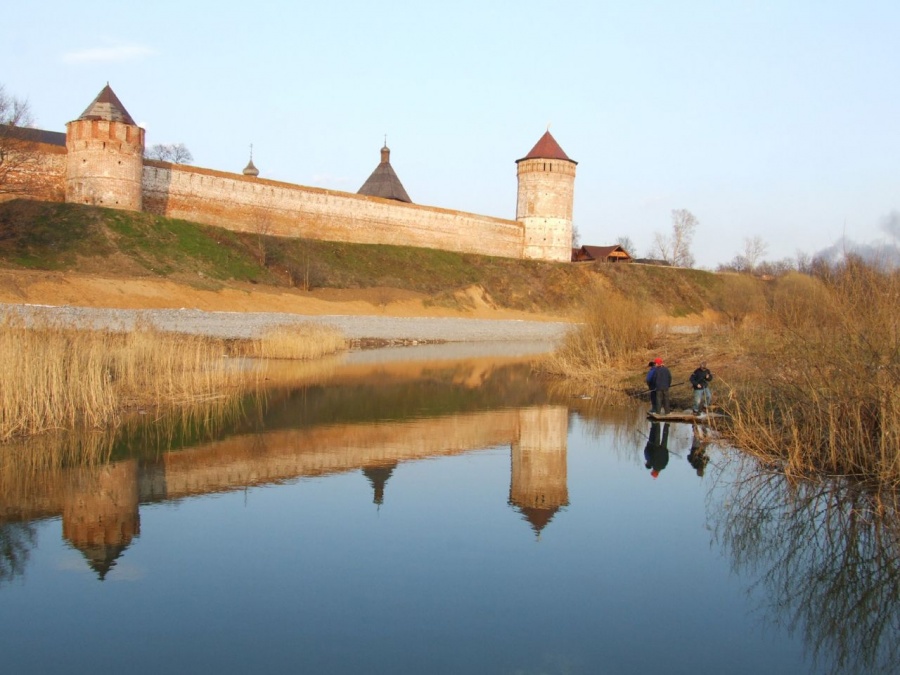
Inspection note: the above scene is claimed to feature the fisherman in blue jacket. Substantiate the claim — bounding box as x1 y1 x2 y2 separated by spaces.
650 357 672 415
646 361 658 413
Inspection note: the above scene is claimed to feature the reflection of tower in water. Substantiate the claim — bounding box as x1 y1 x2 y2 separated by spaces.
362 462 398 506
508 407 569 537
61 459 140 580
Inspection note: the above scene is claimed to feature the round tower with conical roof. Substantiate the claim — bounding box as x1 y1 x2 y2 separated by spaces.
65 84 144 211
516 130 577 262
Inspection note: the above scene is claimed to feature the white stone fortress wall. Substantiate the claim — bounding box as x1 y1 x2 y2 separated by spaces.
142 162 526 259
3 87 578 263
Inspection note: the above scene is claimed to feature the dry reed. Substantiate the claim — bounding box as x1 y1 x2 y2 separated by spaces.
0 318 252 441
719 260 900 485
239 323 346 361
543 285 656 381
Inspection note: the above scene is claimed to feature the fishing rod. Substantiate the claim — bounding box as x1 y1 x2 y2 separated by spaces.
573 381 688 400
628 381 688 398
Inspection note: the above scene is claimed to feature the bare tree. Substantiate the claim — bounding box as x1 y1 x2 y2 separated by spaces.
718 255 749 273
146 142 193 164
571 222 581 248
742 235 768 273
251 206 274 266
0 85 40 195
650 209 698 267
616 235 636 256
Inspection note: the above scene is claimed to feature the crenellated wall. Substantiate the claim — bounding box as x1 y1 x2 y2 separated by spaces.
65 118 144 210
0 142 67 201
142 161 526 258
2 82 578 263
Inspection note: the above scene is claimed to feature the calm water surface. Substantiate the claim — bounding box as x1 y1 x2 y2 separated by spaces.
1 346 897 674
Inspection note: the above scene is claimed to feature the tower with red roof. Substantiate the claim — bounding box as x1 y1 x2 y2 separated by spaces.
515 130 577 262
65 84 145 211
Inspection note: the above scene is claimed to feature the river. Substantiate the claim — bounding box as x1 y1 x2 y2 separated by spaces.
0 344 897 674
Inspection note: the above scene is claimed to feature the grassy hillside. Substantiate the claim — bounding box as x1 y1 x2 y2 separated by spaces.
0 199 735 317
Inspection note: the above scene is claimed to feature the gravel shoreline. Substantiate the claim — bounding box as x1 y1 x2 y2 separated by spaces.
0 303 572 345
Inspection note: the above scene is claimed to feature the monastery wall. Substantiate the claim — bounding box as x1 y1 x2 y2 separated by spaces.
142 162 525 259
0 142 67 203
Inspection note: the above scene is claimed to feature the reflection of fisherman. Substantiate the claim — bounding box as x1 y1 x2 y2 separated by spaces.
687 425 710 477
643 422 670 479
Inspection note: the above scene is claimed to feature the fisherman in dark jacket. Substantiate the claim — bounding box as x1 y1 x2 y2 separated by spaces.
651 357 672 415
689 361 714 414
646 361 658 413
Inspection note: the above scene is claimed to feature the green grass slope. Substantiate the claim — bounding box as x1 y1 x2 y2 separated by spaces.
0 199 738 317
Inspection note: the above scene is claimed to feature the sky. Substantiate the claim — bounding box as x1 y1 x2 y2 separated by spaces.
3 0 898 268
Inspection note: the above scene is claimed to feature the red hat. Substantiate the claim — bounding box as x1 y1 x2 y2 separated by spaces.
651 470 659 479
654 358 663 365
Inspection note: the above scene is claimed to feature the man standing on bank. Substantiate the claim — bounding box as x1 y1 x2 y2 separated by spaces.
690 361 714 414
651 357 672 415
646 361 658 413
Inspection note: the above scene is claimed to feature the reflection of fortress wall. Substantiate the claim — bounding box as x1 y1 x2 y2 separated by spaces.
509 407 569 534
147 409 523 501
1 406 570 544
60 459 140 579
1 407 554 515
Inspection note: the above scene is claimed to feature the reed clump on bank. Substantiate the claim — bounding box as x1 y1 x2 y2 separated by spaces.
719 259 900 484
238 324 346 361
542 286 656 381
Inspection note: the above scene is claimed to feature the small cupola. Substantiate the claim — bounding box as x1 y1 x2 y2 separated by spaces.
242 144 259 177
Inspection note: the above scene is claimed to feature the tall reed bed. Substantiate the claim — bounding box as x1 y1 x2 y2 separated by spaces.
0 317 347 442
0 318 250 441
543 285 655 380
721 260 900 484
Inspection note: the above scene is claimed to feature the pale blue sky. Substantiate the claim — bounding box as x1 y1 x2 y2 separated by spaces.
4 0 898 267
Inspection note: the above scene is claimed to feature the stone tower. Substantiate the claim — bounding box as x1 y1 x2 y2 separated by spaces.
516 131 577 262
65 84 144 211
357 142 412 203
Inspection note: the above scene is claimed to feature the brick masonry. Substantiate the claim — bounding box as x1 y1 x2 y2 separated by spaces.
3 90 577 262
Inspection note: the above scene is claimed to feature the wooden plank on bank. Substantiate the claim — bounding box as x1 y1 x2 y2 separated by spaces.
647 411 725 423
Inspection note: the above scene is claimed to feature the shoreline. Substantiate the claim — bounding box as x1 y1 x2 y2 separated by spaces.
0 302 573 345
